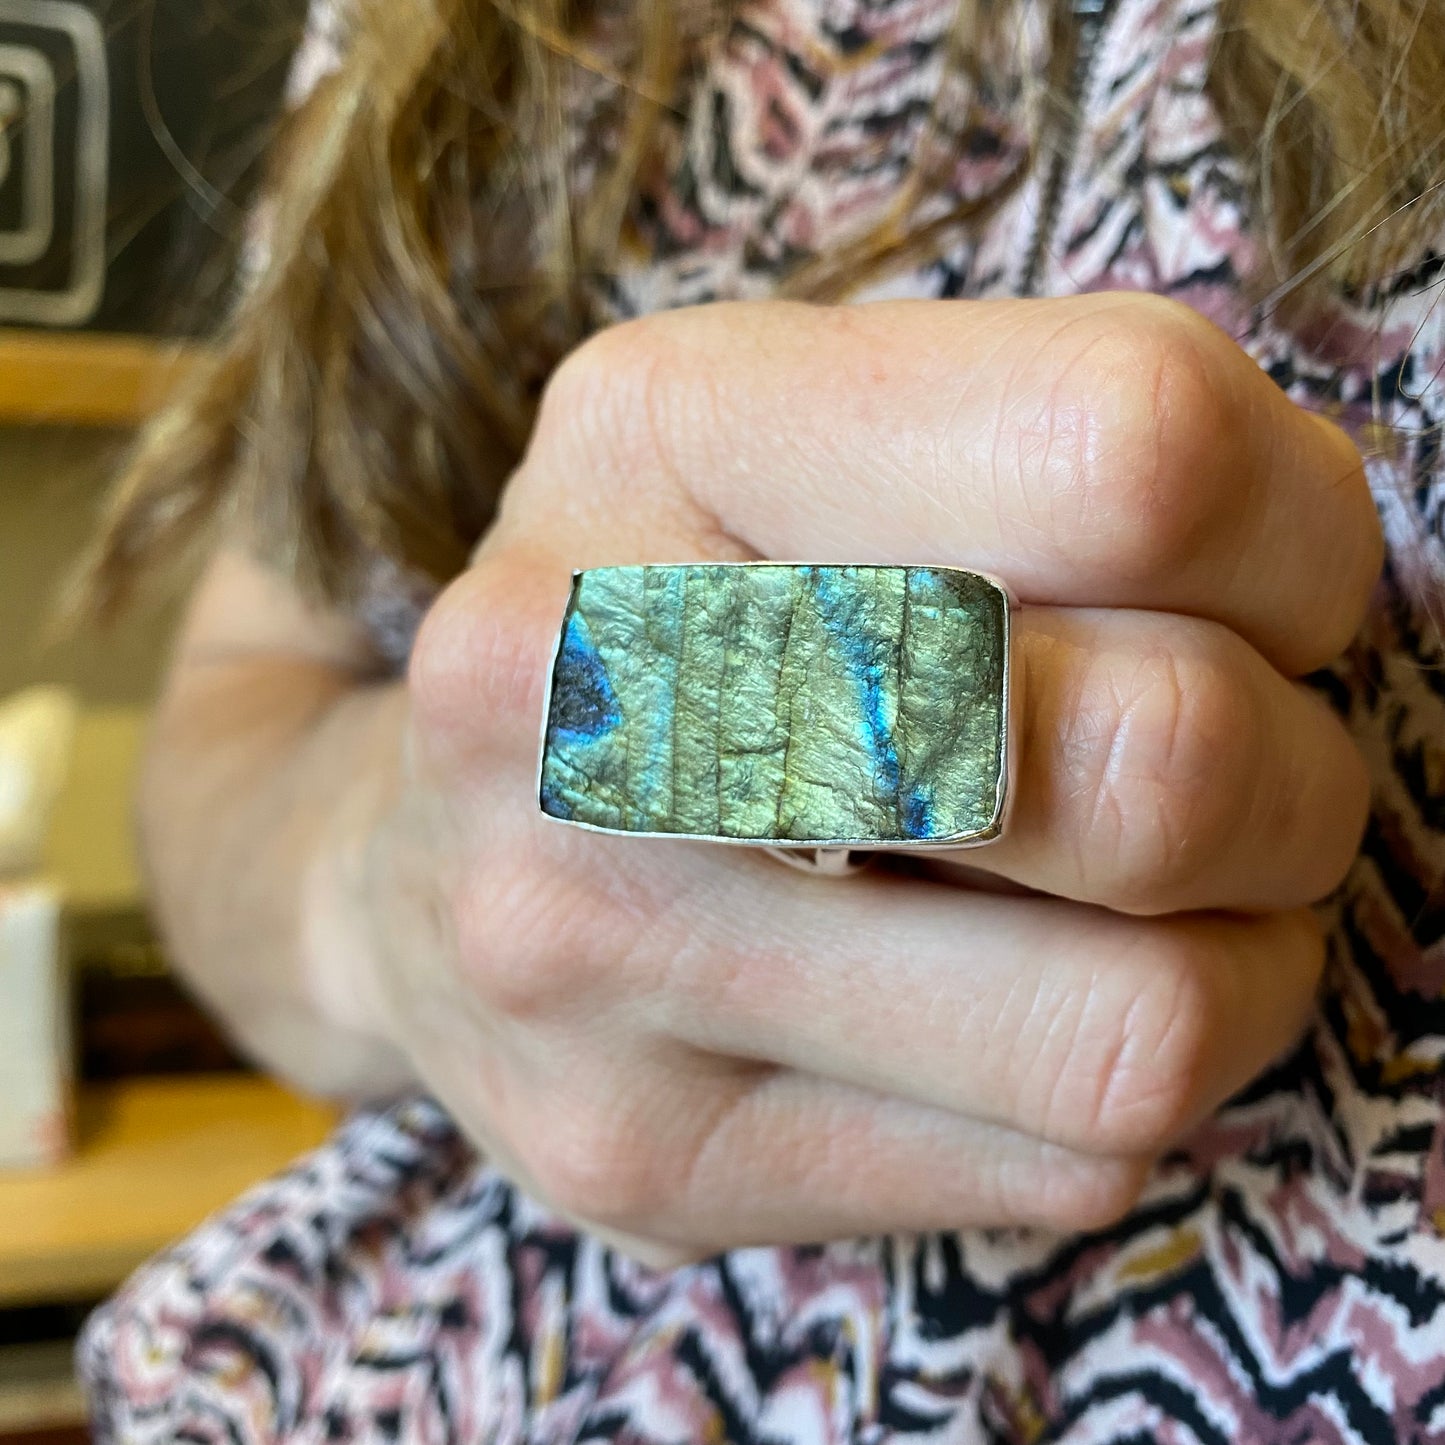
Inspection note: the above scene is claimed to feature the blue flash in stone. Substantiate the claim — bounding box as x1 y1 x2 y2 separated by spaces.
538 564 1009 846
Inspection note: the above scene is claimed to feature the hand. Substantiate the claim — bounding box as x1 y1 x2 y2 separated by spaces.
356 294 1380 1264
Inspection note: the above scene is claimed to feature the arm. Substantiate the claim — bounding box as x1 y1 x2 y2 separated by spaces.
139 546 414 1097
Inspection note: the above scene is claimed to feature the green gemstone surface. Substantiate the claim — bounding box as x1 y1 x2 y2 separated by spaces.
539 564 1008 845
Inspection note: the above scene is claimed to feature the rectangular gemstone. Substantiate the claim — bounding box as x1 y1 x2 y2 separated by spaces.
538 564 1009 846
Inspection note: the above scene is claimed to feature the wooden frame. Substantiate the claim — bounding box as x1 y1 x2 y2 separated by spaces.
0 331 205 428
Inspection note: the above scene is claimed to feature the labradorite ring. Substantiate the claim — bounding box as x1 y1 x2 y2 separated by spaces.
537 563 1016 872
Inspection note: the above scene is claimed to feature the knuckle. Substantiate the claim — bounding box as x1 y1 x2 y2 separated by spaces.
1080 632 1255 912
407 573 485 741
407 559 542 750
1081 932 1226 1153
1258 695 1370 903
452 853 616 1023
1046 298 1233 585
536 315 700 492
1306 425 1384 666
528 1102 661 1231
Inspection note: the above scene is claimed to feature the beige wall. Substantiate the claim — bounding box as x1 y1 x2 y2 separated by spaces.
0 426 177 707
1 425 178 913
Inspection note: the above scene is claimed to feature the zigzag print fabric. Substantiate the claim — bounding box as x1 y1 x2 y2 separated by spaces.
81 0 1445 1440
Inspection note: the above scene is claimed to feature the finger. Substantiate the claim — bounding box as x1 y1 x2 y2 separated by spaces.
402 983 1148 1253
411 560 1368 916
503 1061 1151 1254
976 606 1370 914
644 877 1324 1158
502 295 1382 675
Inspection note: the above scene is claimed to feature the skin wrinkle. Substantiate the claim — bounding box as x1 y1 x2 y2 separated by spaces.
680 309 833 546
728 310 950 555
645 329 743 538
665 1076 1074 1241
667 1063 774 1231
1034 391 1094 567
1236 687 1302 892
529 334 705 558
647 885 744 1036
1193 343 1300 653
1110 646 1196 908
1066 324 1204 589
1034 956 1114 1148
1134 941 1241 1145
1051 644 1127 890
1208 647 1282 890
1081 964 1164 1152
1078 645 1142 897
1136 327 1201 577
1019 309 1134 569
984 327 1066 564
934 318 1028 544
922 307 1085 568
992 945 1069 1125
1102 637 1260 913
672 875 982 1117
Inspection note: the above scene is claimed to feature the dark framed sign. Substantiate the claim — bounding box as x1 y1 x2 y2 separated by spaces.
0 0 301 335
0 0 107 326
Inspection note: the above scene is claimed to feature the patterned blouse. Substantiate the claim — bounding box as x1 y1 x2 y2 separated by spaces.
81 0 1445 1440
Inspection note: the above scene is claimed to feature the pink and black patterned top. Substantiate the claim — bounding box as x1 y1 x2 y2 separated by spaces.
81 0 1445 1440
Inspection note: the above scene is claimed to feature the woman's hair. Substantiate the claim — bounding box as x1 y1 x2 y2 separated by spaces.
84 0 1445 617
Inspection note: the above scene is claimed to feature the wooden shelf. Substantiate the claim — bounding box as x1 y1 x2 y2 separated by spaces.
0 330 205 428
0 1076 336 1307
0 1341 86 1435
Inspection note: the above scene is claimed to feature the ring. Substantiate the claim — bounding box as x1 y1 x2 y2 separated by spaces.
537 563 1016 873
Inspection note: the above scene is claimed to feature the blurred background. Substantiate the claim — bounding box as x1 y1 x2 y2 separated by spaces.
0 4 332 1438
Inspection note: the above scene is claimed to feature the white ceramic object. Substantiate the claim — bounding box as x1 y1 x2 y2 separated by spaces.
0 879 69 1168
0 685 78 878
